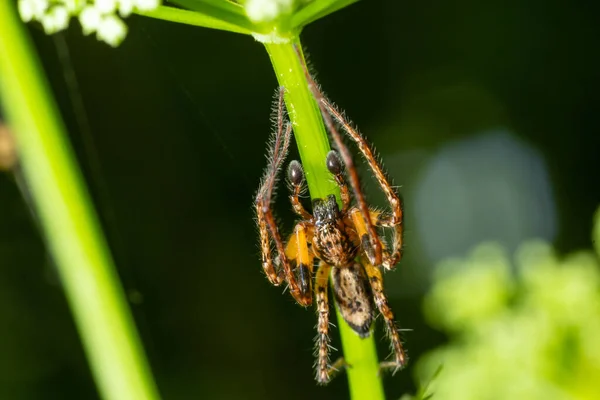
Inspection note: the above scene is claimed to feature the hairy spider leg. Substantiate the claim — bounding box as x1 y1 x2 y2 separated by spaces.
327 149 398 267
283 222 315 298
255 115 292 287
288 160 312 220
362 257 408 373
322 100 404 270
325 150 351 213
314 261 333 384
293 44 383 267
349 208 378 264
255 87 312 306
284 160 316 299
255 206 284 285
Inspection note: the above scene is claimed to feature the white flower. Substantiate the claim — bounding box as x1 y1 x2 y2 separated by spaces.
63 0 79 13
19 0 162 46
118 0 134 17
79 5 102 35
95 0 118 14
96 14 128 47
245 0 294 23
18 0 49 22
40 5 70 34
134 0 160 11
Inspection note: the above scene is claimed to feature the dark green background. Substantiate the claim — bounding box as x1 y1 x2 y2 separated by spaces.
1 0 599 399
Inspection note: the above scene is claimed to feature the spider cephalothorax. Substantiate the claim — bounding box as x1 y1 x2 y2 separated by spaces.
255 85 407 384
311 195 357 266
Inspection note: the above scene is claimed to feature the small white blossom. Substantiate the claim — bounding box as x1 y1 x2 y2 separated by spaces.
79 5 102 35
19 0 161 46
40 5 70 34
96 0 118 14
96 14 128 47
134 0 160 11
63 0 79 12
118 0 134 17
18 0 49 22
245 0 294 23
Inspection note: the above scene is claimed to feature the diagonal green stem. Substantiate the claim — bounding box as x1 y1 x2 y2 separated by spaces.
262 36 385 400
136 5 253 35
166 0 260 33
0 3 160 400
291 0 360 29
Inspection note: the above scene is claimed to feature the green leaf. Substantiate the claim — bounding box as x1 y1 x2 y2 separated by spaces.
292 0 360 29
415 364 443 400
137 5 254 35
167 0 261 33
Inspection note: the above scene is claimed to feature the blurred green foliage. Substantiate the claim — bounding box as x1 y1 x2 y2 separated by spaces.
411 207 600 400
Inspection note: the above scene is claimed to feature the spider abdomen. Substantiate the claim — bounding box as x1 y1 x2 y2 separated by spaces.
331 263 374 337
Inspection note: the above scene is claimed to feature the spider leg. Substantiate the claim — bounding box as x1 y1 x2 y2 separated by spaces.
293 45 383 267
255 87 290 286
362 257 408 373
323 357 350 383
260 153 312 305
287 160 312 220
349 207 380 268
366 207 403 269
314 261 333 384
282 222 315 298
255 204 283 286
322 100 404 270
325 150 351 213
255 87 312 306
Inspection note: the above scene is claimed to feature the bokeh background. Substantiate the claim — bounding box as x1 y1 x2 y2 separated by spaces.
1 0 599 399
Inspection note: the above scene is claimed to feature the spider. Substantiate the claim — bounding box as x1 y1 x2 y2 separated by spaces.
255 75 406 384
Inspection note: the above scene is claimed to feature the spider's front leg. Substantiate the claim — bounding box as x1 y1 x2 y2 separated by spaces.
256 195 313 307
255 200 284 286
280 221 314 302
362 257 408 373
276 159 316 304
287 160 312 220
322 99 404 271
325 150 351 213
254 86 312 306
325 149 384 268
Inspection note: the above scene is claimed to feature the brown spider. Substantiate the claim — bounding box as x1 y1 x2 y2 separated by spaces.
255 78 406 383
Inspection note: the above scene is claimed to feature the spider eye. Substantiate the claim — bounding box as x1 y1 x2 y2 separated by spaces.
326 150 343 175
288 160 304 186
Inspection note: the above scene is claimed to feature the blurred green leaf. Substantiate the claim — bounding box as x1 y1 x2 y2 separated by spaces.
168 0 258 32
138 5 254 34
415 230 600 400
291 0 359 29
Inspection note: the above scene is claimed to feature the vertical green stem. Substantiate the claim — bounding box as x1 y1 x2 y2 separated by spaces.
262 37 385 400
0 3 160 400
263 37 337 199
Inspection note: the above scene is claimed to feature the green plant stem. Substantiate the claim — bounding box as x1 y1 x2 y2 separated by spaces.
0 3 160 400
262 37 385 400
137 5 253 35
166 0 259 33
263 38 336 199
